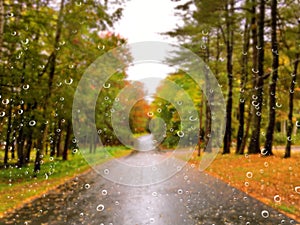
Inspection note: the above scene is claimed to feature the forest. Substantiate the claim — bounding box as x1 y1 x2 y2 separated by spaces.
0 0 300 223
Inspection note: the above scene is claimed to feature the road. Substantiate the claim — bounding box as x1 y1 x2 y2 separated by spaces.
1 135 299 225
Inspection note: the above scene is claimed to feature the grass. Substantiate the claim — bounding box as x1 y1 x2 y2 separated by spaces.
186 149 300 222
0 146 132 217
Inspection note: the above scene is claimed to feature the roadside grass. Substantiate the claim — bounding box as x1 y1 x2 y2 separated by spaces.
0 146 131 217
187 149 300 222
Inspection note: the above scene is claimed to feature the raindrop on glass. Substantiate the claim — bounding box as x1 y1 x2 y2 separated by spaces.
29 120 36 126
261 210 269 218
274 195 281 203
246 172 253 178
22 84 29 90
189 116 197 121
96 204 105 212
104 169 110 175
103 83 111 89
147 112 154 117
177 131 184 137
2 99 9 105
65 78 73 85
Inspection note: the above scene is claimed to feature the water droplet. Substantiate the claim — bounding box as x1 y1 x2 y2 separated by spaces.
287 136 292 142
150 218 155 223
189 116 197 121
21 38 29 45
252 68 259 74
244 182 249 187
84 183 91 189
202 30 209 35
7 12 14 17
101 190 108 195
295 121 300 128
29 120 36 126
60 97 64 101
147 112 154 117
252 101 259 107
72 149 78 154
177 189 183 195
65 78 73 85
261 148 268 156
11 31 17 36
157 108 162 113
22 84 29 90
2 99 9 105
295 186 300 194
274 194 281 202
256 45 262 50
176 101 183 105
104 169 110 175
0 112 5 117
256 112 261 117
152 192 158 197
98 44 105 50
177 131 184 137
261 210 269 218
264 162 269 167
103 83 111 88
276 102 282 108
96 204 105 212
246 172 253 178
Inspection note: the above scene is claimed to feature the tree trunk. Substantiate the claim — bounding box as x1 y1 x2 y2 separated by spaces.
25 133 33 164
223 0 235 154
0 0 4 56
16 127 25 167
248 0 265 154
285 56 299 158
63 121 71 160
198 92 204 156
263 0 278 156
56 120 62 157
34 124 48 175
4 97 13 166
237 2 250 153
240 0 258 154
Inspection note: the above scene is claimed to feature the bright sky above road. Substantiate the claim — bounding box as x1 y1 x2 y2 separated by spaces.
113 0 181 95
114 0 180 43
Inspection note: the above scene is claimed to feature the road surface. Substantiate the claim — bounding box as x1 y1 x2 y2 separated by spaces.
1 135 298 225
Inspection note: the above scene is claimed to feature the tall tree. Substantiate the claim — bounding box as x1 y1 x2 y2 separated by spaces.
236 0 251 154
248 0 265 154
263 0 279 156
223 0 235 154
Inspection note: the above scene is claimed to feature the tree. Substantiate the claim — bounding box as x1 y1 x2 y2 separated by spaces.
263 0 279 156
248 0 265 154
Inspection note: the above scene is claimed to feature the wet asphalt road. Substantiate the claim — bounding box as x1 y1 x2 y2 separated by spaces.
1 136 299 225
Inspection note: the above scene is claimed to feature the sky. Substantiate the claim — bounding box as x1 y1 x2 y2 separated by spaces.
113 0 181 96
113 0 180 43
